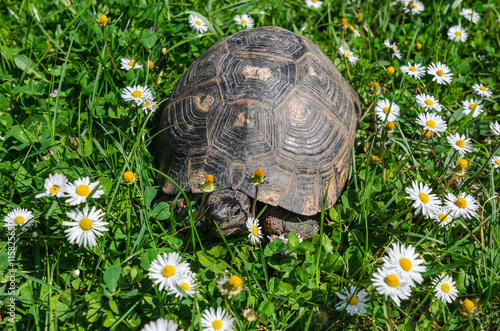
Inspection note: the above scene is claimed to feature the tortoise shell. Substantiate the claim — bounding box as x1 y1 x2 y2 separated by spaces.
156 26 361 216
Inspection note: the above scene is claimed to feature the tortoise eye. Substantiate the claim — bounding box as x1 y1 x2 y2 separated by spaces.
232 207 242 218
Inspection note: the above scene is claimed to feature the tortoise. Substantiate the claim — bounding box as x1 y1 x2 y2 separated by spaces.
156 26 361 239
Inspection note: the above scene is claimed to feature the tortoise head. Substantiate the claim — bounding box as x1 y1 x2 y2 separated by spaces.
206 189 250 237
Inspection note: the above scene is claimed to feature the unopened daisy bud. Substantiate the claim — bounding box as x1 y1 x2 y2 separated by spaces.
199 174 217 193
371 155 380 163
386 66 395 75
247 168 266 186
460 298 479 317
96 14 109 27
385 121 395 133
71 269 81 279
340 18 348 28
416 42 422 50
356 13 363 22
161 47 167 55
122 171 137 185
148 60 155 70
242 308 259 322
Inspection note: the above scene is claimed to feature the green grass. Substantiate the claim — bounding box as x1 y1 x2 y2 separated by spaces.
1 0 499 330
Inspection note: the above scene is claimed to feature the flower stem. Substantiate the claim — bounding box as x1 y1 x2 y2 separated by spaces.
252 186 259 220
129 185 141 222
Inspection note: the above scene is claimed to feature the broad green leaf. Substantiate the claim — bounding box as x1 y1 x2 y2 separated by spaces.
103 266 122 292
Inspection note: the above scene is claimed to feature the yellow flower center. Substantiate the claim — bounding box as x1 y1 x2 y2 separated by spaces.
229 275 244 289
128 59 136 67
252 225 259 236
454 31 461 37
383 107 391 114
441 283 450 293
349 25 354 30
409 66 417 72
148 60 154 69
469 103 476 109
371 155 380 162
385 274 399 287
347 295 358 305
456 139 465 148
419 192 429 203
98 15 108 24
387 66 395 74
480 86 487 91
144 102 150 108
241 19 248 24
205 174 214 183
341 18 348 26
467 13 472 17
123 171 135 182
195 20 202 26
49 185 60 194
212 320 223 330
162 265 175 277
422 129 433 138
462 299 475 310
455 198 467 208
416 43 422 50
254 168 264 176
457 159 468 169
387 121 395 129
496 159 500 166
436 69 444 77
14 216 25 225
76 185 90 196
132 90 143 98
79 217 93 230
413 4 418 8
179 282 190 291
400 258 412 271
346 52 352 57
426 120 436 128
372 82 380 88
438 213 448 223
425 99 434 106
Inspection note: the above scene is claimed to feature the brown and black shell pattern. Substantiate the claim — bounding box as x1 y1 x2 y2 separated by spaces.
156 26 361 216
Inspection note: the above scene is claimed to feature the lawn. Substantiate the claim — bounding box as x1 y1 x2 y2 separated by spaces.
0 0 499 330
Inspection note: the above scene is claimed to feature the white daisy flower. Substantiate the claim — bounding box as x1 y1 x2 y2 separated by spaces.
338 46 359 64
416 112 447 136
447 133 473 156
305 0 323 9
404 0 425 15
462 99 484 118
472 84 492 98
64 177 104 206
234 14 254 28
382 243 427 288
4 208 36 230
460 8 480 24
35 173 68 198
168 271 199 299
400 62 426 79
427 62 453 85
335 286 369 315
444 192 479 219
432 207 456 228
63 205 108 248
371 267 412 307
384 39 402 60
148 252 191 291
490 121 500 136
432 275 459 304
405 181 440 218
246 217 263 245
141 318 178 331
491 156 500 169
374 99 400 123
189 15 208 34
120 58 143 71
200 307 236 331
415 93 442 112
142 99 158 116
447 25 467 42
122 85 153 106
